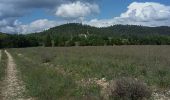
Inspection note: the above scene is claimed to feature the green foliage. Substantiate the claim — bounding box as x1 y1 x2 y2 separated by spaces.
1 23 170 48
0 33 39 48
44 34 52 47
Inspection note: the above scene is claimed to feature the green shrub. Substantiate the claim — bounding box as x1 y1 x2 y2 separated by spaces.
41 52 54 63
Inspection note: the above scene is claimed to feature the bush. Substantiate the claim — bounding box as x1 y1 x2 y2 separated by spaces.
110 77 152 100
41 52 54 63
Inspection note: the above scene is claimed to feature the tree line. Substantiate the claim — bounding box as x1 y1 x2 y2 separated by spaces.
1 23 170 48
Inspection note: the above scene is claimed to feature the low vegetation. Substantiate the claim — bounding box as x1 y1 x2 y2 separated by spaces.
112 77 152 100
0 50 7 81
8 46 170 99
0 50 8 99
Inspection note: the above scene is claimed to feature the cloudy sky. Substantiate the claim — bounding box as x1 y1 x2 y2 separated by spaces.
1 0 170 34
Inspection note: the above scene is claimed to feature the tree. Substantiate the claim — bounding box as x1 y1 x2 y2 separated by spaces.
44 34 52 47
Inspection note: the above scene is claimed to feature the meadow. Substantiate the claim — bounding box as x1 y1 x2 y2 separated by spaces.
0 50 7 99
7 46 170 100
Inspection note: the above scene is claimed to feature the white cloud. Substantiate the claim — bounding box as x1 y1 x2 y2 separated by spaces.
0 0 97 20
1 1 170 34
17 19 59 34
0 19 60 34
84 19 114 27
0 19 9 27
0 0 99 33
55 1 99 20
86 2 170 27
0 26 17 33
120 2 170 22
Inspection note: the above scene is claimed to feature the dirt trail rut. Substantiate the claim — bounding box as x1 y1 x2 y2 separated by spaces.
2 50 29 100
0 50 1 62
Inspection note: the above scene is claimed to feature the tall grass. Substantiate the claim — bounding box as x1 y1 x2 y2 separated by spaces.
0 50 7 99
9 46 170 99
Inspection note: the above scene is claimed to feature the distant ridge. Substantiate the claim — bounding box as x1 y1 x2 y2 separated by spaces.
1 23 170 48
1 23 170 36
29 23 170 37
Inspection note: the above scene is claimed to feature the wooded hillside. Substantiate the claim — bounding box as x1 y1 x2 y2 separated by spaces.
1 23 170 48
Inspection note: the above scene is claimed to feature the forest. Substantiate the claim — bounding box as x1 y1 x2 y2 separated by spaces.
1 23 170 48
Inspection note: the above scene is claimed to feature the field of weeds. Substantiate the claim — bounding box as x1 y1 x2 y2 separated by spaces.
8 46 170 100
0 50 7 99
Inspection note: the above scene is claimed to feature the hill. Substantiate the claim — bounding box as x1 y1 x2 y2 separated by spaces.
1 23 170 48
32 23 170 37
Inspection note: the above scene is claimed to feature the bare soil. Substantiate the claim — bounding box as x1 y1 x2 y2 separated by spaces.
2 50 31 100
0 50 1 62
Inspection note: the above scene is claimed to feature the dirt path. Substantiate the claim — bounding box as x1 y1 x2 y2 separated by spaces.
2 50 28 100
0 50 1 62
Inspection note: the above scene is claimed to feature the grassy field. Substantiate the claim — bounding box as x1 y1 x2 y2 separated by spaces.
8 46 170 99
0 50 8 99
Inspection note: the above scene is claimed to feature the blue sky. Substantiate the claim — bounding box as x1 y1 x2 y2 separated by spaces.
0 0 170 33
19 0 170 23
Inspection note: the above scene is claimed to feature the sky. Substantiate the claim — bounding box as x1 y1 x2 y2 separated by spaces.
1 0 170 34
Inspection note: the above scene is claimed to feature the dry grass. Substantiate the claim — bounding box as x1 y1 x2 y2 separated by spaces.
8 46 170 99
111 77 152 100
0 50 7 99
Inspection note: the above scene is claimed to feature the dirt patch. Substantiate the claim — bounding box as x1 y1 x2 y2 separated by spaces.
17 53 23 57
2 50 32 100
95 78 112 100
152 89 170 100
95 78 109 89
17 53 32 62
77 78 111 99
78 78 170 100
0 50 1 62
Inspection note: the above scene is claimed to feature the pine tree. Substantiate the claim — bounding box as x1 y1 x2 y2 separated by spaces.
45 34 52 47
